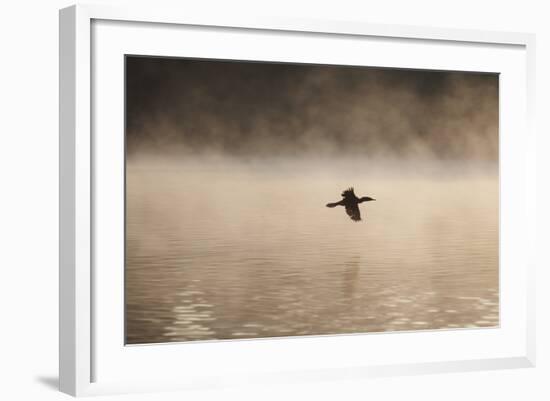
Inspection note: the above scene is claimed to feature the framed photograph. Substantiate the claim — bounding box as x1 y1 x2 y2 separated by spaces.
59 4 536 396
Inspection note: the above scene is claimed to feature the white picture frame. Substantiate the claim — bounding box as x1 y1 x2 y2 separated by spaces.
59 4 536 397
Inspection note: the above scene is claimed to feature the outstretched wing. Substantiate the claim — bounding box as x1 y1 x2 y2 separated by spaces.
345 203 361 221
341 187 355 199
326 200 343 208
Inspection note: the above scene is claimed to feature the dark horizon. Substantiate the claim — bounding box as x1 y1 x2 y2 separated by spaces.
125 56 498 161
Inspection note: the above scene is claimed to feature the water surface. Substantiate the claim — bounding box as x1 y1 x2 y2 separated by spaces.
125 159 498 344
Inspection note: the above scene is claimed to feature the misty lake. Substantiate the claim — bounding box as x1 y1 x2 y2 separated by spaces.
125 158 499 344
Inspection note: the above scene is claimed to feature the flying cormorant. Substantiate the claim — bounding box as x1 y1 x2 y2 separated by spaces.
326 187 375 222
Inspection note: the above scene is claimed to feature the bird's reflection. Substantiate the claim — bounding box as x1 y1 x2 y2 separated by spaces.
341 255 362 300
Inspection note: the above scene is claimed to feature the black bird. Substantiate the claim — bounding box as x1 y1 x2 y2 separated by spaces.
326 187 375 222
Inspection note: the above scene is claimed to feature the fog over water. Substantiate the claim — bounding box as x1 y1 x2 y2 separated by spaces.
125 57 499 344
126 57 498 161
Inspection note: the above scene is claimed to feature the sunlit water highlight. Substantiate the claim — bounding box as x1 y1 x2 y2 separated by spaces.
125 159 498 344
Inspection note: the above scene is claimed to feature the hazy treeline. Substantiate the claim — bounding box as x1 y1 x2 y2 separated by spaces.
126 57 498 161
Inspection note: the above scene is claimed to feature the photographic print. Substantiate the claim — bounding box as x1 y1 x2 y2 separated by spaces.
125 56 499 345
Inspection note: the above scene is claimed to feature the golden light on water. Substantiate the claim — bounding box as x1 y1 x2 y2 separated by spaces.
125 158 498 344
